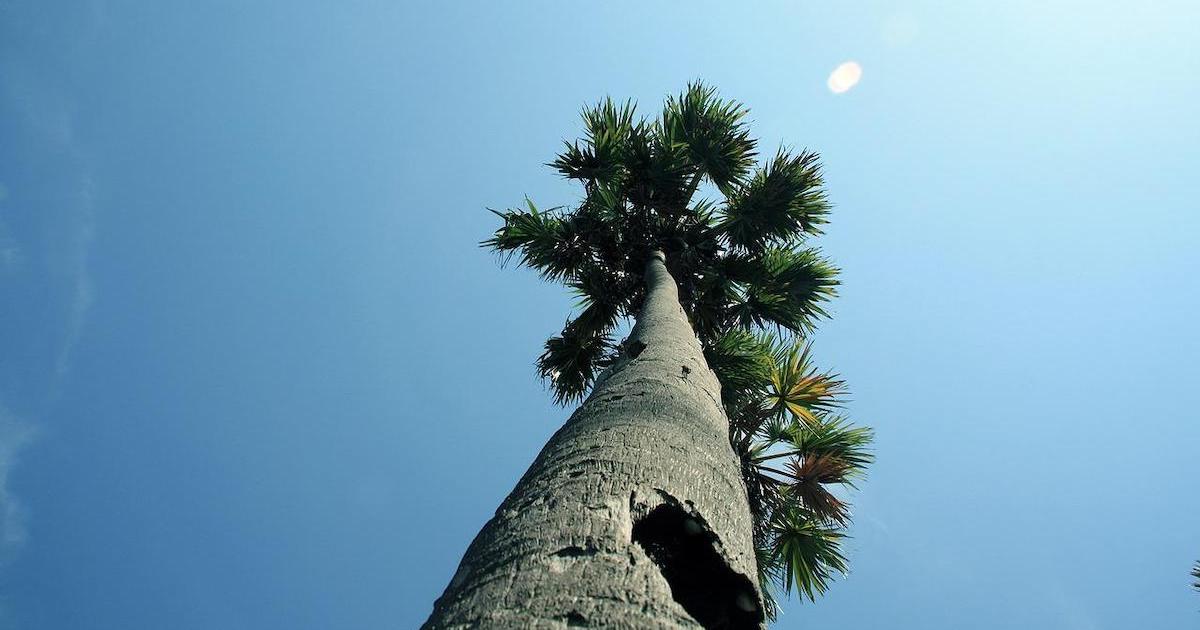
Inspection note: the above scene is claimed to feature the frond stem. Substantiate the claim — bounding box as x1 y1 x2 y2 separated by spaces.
753 449 803 463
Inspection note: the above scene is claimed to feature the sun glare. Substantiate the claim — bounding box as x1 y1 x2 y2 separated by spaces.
827 61 863 94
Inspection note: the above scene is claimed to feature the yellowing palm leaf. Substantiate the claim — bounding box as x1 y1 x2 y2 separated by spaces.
766 343 845 425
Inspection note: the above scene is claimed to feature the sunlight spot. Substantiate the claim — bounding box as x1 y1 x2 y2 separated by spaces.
827 61 863 94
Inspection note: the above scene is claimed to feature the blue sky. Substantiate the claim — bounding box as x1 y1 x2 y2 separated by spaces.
2 1 1198 628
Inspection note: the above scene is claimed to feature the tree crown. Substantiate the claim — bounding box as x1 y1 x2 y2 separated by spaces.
485 82 837 404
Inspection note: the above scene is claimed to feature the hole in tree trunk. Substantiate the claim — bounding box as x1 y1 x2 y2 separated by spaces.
558 611 589 627
550 545 597 558
631 504 762 629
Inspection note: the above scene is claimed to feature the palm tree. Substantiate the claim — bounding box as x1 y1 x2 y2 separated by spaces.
424 83 872 628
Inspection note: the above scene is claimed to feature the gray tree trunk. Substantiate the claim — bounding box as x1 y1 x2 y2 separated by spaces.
424 252 764 629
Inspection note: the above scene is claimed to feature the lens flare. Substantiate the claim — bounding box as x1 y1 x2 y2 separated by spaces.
827 61 863 94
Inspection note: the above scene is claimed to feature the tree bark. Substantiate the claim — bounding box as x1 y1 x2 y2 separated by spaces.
424 252 764 629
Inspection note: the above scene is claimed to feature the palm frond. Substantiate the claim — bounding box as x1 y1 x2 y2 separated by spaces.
654 199 720 265
571 189 632 273
733 248 839 334
569 264 627 329
482 200 594 282
552 98 637 186
755 545 784 622
663 81 758 194
720 149 829 252
683 263 738 344
763 342 847 425
482 199 559 260
778 416 874 474
768 505 849 601
551 139 619 184
757 414 795 445
732 340 871 606
750 414 873 525
581 97 638 143
781 456 853 525
537 322 613 405
623 122 693 214
705 329 773 402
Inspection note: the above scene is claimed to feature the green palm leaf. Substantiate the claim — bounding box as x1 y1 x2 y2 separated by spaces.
536 322 613 405
720 149 829 252
663 81 757 194
780 416 874 474
552 98 636 186
768 505 849 601
763 342 846 424
734 248 839 334
483 200 592 282
705 329 773 403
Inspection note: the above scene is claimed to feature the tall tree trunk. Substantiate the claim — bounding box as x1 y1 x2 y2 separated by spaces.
424 252 764 629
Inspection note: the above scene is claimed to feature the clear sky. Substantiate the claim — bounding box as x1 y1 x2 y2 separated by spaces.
2 1 1198 628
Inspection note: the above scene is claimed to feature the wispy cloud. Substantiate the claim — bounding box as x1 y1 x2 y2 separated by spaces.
0 405 36 558
54 177 96 380
0 13 100 564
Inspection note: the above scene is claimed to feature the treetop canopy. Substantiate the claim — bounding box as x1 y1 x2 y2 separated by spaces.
485 81 839 404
